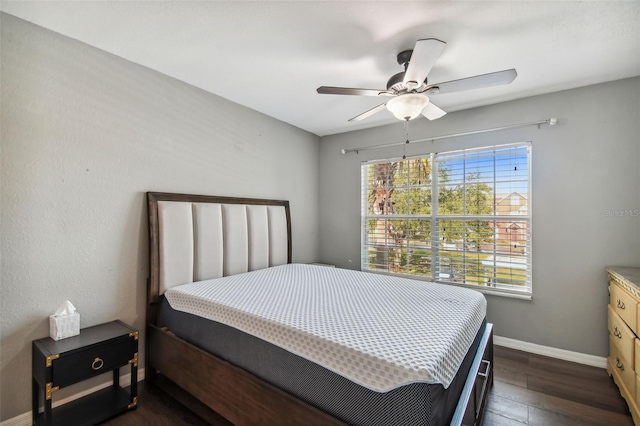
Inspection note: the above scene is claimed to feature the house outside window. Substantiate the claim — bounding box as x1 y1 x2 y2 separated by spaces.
361 143 532 297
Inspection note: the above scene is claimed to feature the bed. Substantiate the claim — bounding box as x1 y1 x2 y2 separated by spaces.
146 192 494 426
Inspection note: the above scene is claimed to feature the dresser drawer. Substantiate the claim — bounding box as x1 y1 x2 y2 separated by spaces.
610 337 636 400
635 339 640 378
52 335 136 388
608 305 636 366
610 282 638 334
636 374 640 411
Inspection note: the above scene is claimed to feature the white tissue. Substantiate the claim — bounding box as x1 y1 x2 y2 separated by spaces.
50 300 80 340
54 300 76 316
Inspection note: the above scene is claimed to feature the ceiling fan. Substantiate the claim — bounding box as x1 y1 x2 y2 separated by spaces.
317 39 517 122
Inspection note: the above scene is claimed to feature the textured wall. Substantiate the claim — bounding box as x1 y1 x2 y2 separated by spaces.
0 14 320 420
318 77 640 357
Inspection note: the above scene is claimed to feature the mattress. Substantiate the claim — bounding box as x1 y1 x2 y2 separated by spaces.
164 263 486 391
159 299 486 426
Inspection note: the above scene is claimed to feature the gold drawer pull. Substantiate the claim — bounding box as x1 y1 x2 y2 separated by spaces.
617 299 626 310
613 326 623 339
91 357 104 371
616 357 625 371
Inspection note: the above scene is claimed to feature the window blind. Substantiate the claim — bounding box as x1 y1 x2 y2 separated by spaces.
361 143 532 295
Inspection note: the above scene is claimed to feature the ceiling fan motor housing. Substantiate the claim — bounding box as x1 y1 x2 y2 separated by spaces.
386 72 406 92
386 71 429 92
387 49 429 92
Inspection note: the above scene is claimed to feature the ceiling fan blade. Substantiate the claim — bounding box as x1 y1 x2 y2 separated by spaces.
403 39 446 88
317 86 388 96
348 103 387 122
422 102 447 120
428 69 517 95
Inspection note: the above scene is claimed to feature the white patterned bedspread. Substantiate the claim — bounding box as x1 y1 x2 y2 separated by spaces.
164 263 486 391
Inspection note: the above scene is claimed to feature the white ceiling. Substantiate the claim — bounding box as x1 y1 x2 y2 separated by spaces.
2 1 639 136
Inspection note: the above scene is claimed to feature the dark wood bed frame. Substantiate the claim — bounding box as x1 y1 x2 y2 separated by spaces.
146 191 494 426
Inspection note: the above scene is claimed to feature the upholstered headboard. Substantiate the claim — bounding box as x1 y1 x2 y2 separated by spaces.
147 192 292 303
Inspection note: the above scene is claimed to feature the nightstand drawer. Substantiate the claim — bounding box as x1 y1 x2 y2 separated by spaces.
610 337 636 400
52 336 136 387
608 305 636 366
610 282 638 334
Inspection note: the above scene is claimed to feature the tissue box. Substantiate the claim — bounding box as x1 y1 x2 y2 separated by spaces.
49 312 80 340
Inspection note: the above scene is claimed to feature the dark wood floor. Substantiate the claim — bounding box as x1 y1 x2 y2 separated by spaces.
101 346 634 425
486 346 633 425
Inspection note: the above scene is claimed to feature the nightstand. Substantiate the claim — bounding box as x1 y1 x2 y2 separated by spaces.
32 320 138 426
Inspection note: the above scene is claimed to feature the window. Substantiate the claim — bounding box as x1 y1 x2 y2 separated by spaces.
361 143 531 296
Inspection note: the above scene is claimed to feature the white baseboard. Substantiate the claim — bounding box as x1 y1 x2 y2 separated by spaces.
494 335 607 368
0 413 31 426
1 368 145 426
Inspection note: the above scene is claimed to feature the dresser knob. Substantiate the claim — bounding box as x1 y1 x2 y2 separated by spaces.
614 327 623 338
617 299 626 309
91 357 104 371
616 357 625 371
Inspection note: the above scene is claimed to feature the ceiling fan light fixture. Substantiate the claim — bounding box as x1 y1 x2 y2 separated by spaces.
386 94 429 121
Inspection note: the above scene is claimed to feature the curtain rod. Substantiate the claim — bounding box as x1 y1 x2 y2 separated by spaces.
340 118 557 154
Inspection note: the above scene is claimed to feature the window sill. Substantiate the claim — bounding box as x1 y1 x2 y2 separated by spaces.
447 281 533 300
361 268 532 300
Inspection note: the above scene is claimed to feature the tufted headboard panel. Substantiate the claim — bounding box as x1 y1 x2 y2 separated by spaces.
147 192 291 302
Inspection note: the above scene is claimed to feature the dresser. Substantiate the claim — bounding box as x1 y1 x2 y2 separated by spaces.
607 266 640 425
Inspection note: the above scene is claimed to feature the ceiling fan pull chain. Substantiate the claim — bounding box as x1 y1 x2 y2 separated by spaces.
403 121 410 159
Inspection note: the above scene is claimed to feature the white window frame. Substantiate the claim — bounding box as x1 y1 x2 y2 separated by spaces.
361 142 532 299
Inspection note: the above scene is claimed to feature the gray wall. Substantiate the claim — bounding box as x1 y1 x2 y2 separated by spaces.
2 8 639 422
319 77 640 357
0 14 320 420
